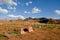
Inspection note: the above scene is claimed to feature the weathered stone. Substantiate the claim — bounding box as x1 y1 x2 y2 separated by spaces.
28 26 34 32
21 28 27 34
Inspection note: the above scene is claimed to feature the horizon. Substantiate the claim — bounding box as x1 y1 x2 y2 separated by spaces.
0 17 60 20
0 0 60 20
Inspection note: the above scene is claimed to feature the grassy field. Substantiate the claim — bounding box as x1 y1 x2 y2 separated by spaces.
0 20 60 40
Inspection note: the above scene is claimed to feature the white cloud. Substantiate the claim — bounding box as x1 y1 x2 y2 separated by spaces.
26 3 29 6
29 1 32 4
0 7 8 14
8 6 16 12
24 11 30 14
32 7 41 13
55 10 60 14
13 7 16 12
8 6 13 9
0 0 17 6
8 15 25 20
8 6 16 10
13 7 16 10
24 7 41 14
0 0 17 12
26 1 32 6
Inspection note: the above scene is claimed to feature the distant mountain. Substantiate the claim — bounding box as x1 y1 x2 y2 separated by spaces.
25 17 60 24
0 17 60 24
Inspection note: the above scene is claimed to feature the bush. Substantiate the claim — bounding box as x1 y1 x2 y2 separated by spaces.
0 34 7 37
9 30 20 35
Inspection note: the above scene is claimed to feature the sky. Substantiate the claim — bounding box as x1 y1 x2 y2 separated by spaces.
0 0 60 20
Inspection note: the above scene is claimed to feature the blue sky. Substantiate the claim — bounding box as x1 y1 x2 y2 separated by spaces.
0 0 60 19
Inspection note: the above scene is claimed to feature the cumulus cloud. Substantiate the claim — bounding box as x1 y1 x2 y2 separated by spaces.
0 0 17 6
32 7 41 13
26 1 32 6
55 10 60 14
8 15 25 20
24 11 30 14
0 7 8 14
24 7 41 14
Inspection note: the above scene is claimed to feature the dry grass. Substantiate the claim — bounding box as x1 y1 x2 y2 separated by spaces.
0 20 60 40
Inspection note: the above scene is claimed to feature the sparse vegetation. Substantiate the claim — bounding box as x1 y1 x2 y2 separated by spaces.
0 19 60 40
9 30 20 36
0 34 7 37
32 23 60 28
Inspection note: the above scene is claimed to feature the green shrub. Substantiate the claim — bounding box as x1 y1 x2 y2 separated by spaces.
9 30 20 35
31 24 40 28
0 34 7 37
14 30 20 34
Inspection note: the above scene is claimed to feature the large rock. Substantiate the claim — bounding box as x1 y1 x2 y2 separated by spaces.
21 26 34 34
